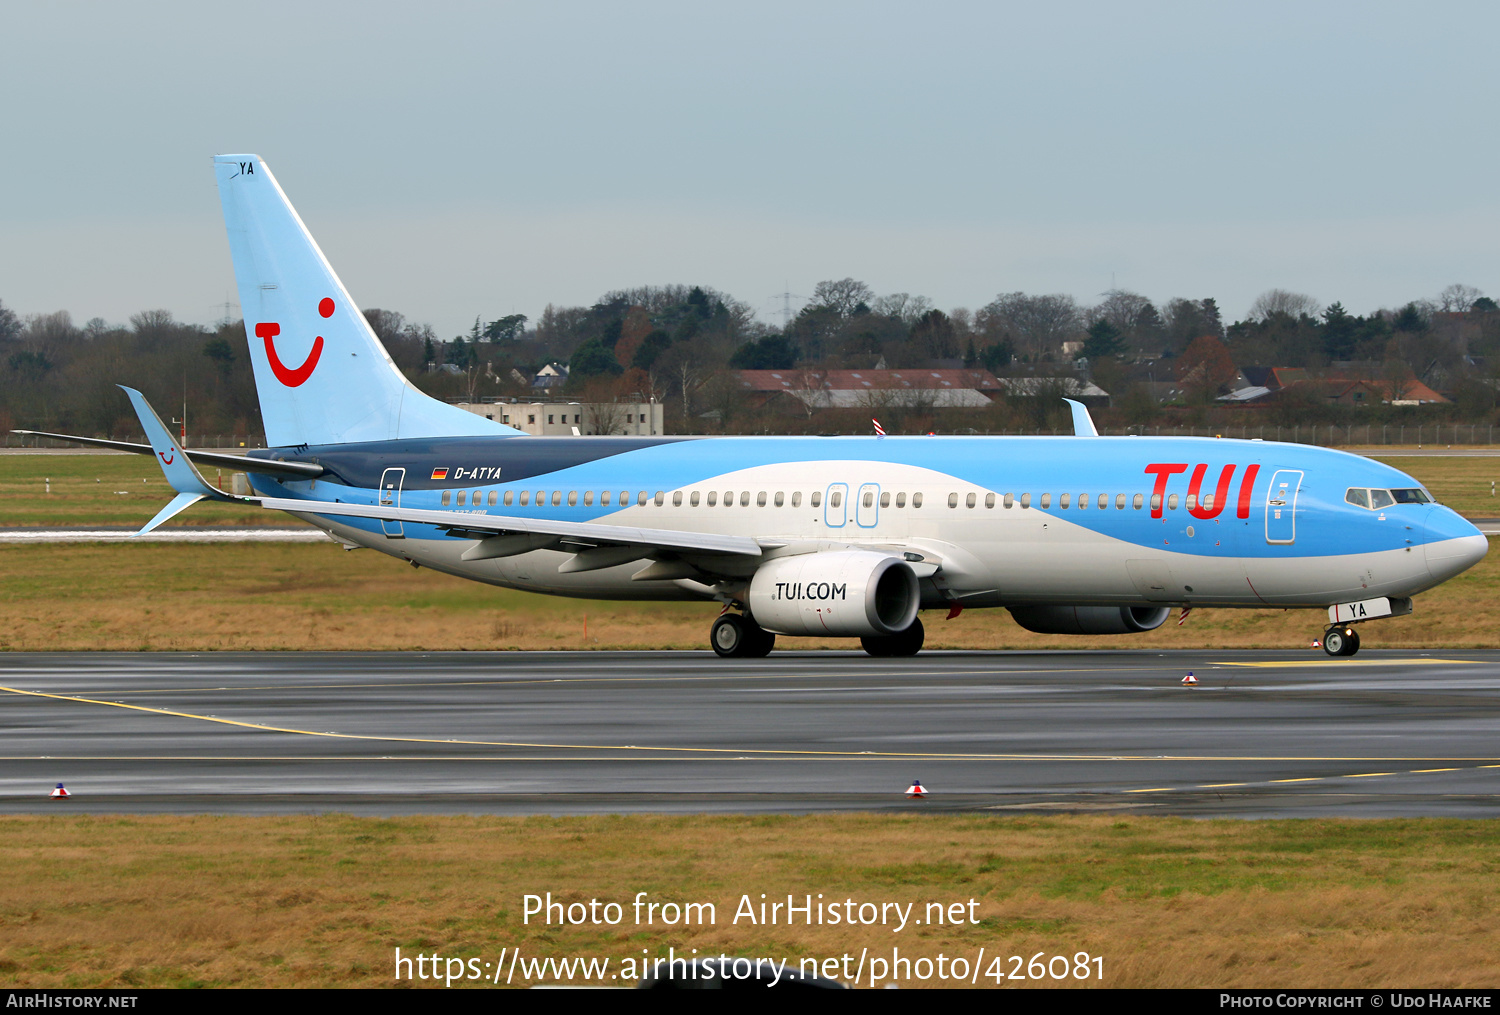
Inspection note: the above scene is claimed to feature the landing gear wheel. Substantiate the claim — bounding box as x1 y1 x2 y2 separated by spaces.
711 614 776 658
1323 626 1360 657
861 617 925 658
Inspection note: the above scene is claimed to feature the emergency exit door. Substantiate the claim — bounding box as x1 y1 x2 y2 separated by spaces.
379 467 406 538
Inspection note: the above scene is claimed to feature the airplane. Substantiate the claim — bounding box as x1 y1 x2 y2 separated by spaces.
16 154 1489 658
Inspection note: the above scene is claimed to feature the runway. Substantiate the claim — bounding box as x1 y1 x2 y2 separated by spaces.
4 650 1500 818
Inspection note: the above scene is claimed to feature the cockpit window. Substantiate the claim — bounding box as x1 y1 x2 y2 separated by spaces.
1347 487 1431 509
1389 488 1431 504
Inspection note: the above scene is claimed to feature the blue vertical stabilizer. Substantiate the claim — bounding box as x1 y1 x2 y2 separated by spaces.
213 154 523 447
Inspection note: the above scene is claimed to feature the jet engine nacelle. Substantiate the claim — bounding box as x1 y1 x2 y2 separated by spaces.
1007 604 1171 635
748 551 920 637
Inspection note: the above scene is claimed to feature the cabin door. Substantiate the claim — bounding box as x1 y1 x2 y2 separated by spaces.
1264 469 1302 545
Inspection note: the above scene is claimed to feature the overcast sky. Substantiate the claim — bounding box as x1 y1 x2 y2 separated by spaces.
4 1 1498 337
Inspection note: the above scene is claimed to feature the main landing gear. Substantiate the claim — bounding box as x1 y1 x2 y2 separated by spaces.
711 612 775 658
861 617 925 657
1322 624 1361 657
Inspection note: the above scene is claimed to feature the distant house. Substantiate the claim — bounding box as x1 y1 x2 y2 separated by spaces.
532 363 569 390
1221 367 1449 406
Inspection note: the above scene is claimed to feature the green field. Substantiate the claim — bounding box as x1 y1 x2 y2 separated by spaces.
0 453 300 528
1 814 1496 988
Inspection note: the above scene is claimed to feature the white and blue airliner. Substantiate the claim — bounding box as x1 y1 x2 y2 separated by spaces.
20 155 1489 657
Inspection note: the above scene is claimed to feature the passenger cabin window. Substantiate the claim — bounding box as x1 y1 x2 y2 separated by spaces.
895 493 906 508
864 491 875 508
741 491 752 507
811 491 822 508
654 492 665 506
690 492 700 506
776 492 785 507
947 493 959 508
637 492 647 506
567 491 577 506
1078 493 1088 509
1115 494 1125 510
601 491 612 506
441 490 452 506
791 491 802 507
912 492 923 508
488 491 498 506
1021 493 1031 509
1059 493 1070 508
1040 493 1051 508
474 490 482 505
756 491 766 506
1149 493 1160 511
1168 494 1179 510
550 491 562 506
1098 493 1109 509
584 491 594 506
673 492 683 506
984 493 995 508
1186 493 1198 510
503 491 514 506
1003 493 1014 509
707 491 718 506
1132 493 1143 510
965 492 976 508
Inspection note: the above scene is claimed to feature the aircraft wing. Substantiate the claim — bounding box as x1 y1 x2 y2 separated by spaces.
255 496 766 558
9 430 324 478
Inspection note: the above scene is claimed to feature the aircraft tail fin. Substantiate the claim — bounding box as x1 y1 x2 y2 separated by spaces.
212 154 523 447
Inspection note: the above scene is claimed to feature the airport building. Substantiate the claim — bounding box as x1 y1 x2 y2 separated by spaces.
453 399 664 436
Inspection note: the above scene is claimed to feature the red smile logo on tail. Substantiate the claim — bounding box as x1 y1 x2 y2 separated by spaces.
255 297 334 387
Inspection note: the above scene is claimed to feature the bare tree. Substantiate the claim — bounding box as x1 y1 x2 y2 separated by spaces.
871 292 934 325
1436 284 1485 314
1088 289 1152 331
1248 289 1321 321
978 292 1082 360
583 399 628 435
811 278 875 318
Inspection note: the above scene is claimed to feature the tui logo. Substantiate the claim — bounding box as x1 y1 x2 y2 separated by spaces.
255 298 334 387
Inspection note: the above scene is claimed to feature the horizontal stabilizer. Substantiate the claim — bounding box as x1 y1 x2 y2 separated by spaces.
136 492 207 536
9 430 323 478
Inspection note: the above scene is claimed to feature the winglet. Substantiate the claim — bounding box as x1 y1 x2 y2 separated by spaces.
1063 398 1098 437
119 385 225 534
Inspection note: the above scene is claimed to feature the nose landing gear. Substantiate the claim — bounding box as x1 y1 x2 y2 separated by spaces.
1322 625 1361 657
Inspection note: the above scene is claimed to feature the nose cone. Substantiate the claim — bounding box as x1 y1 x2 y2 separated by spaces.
1423 507 1489 583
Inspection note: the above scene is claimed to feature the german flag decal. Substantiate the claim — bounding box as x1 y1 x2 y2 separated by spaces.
430 468 449 480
